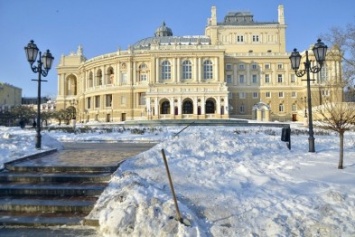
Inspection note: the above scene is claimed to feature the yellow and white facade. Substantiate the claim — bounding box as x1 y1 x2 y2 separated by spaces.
56 5 343 122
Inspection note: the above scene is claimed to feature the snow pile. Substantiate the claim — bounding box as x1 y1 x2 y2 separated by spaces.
91 126 355 237
1 124 355 236
0 126 63 168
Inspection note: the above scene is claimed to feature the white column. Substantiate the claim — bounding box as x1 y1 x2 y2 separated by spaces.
154 98 159 116
198 58 202 82
170 98 174 115
201 97 206 115
176 58 180 83
215 57 219 82
156 58 160 83
133 61 137 84
217 96 221 114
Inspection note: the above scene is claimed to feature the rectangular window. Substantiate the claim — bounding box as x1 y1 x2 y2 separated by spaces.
265 64 270 70
266 92 271 98
252 75 258 84
277 63 283 69
105 94 112 107
226 64 232 70
252 64 257 70
239 104 245 113
87 97 91 109
319 66 328 83
226 74 233 84
95 96 100 108
239 75 245 84
291 74 296 83
203 61 213 80
237 35 244 42
182 61 192 79
252 92 258 99
239 64 245 70
252 35 259 42
162 62 171 80
292 104 297 112
140 74 147 82
291 92 297 98
138 92 146 105
239 92 246 99
322 90 329 96
265 74 270 83
278 92 284 98
278 74 283 83
279 104 284 112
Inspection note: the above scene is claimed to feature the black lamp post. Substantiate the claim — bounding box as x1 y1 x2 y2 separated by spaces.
289 39 327 152
25 40 54 149
303 97 307 118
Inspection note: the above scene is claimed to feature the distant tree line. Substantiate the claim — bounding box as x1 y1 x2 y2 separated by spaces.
0 106 76 127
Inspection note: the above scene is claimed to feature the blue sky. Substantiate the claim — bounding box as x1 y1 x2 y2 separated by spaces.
0 0 354 98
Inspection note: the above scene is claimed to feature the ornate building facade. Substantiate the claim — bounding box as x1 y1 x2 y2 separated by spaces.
56 5 342 122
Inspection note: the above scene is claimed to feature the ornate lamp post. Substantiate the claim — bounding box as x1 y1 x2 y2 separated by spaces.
25 40 54 149
303 97 307 118
289 39 327 152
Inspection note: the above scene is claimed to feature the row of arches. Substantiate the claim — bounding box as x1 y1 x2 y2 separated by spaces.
87 67 115 87
157 98 217 115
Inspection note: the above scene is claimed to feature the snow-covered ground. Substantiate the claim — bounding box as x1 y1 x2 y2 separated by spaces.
1 123 355 236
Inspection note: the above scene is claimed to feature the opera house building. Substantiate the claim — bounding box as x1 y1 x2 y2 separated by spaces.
56 5 342 123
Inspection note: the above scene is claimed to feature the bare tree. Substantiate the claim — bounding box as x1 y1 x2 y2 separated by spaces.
315 101 355 169
321 22 355 91
314 22 355 169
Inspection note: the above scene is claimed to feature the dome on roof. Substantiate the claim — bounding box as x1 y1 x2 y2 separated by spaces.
155 22 173 37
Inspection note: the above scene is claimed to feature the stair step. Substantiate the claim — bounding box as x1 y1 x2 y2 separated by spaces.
0 226 99 236
0 197 96 213
4 164 119 173
0 183 106 196
0 172 112 183
0 211 87 226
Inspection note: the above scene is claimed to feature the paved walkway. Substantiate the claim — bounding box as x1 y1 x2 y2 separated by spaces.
0 142 156 237
19 142 156 167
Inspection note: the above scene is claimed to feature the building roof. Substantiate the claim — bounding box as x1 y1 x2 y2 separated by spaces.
132 36 211 50
132 21 211 50
221 11 277 26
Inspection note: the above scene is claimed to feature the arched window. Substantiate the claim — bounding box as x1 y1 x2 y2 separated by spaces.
88 72 93 87
161 60 171 80
161 101 170 114
96 69 103 86
182 60 192 79
205 100 215 114
67 75 77 95
183 100 193 114
107 67 114 84
139 63 148 82
203 60 213 80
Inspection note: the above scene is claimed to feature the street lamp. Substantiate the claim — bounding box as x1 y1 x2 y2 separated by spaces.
303 97 307 118
25 40 54 149
289 39 327 152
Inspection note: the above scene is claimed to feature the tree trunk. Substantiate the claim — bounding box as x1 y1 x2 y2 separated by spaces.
338 131 344 169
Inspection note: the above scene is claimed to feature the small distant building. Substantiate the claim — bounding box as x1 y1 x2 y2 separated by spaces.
0 82 22 112
22 97 56 112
